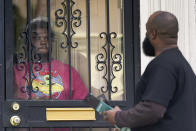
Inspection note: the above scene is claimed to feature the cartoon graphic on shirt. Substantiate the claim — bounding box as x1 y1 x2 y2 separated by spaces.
25 70 64 99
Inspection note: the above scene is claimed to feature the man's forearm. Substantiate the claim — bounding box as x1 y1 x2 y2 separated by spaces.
115 101 166 128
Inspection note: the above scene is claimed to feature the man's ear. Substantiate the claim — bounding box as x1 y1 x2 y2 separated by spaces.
150 30 158 40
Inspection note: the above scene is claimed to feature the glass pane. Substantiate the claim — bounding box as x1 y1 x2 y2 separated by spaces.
90 0 107 98
109 0 124 101
13 0 28 100
12 0 88 100
51 0 89 100
11 0 124 101
90 0 124 101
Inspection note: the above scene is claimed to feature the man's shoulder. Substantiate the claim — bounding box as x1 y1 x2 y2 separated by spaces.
145 48 192 79
151 48 183 67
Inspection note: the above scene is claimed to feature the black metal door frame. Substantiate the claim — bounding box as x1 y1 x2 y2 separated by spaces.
0 0 140 129
0 0 5 130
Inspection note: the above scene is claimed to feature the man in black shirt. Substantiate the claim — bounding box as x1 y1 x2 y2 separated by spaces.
102 11 196 131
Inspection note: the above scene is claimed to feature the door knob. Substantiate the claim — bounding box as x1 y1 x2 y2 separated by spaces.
10 116 21 126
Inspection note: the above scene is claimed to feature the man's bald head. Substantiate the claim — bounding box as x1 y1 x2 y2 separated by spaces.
147 11 179 39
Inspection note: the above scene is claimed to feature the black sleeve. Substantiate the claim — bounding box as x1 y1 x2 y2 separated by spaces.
115 101 166 128
142 65 176 107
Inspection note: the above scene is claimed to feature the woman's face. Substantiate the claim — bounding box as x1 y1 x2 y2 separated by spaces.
32 28 48 54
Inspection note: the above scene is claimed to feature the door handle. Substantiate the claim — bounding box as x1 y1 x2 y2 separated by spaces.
10 115 21 126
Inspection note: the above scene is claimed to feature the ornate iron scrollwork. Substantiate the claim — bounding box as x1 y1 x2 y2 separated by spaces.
55 0 81 49
15 29 42 95
96 32 122 94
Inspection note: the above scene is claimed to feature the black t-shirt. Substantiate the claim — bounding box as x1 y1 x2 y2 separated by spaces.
135 48 196 131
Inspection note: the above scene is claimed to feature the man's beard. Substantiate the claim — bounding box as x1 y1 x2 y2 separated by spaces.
142 36 155 56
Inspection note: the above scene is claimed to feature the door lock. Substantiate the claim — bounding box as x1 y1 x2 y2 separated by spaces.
10 116 21 126
11 102 20 111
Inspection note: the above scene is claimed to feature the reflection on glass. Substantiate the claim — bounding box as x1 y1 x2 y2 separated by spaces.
110 0 124 101
90 0 124 101
12 0 124 101
13 0 88 100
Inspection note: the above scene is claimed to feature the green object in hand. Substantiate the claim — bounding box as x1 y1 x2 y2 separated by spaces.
96 101 131 131
96 101 113 113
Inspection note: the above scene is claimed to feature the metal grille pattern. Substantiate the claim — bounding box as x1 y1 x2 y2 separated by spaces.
1 0 141 129
14 0 122 100
96 0 122 100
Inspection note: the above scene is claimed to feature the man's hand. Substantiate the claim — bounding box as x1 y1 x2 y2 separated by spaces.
113 128 120 131
102 106 121 125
